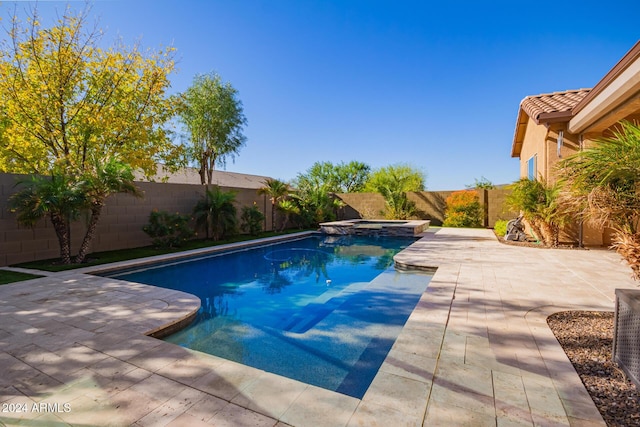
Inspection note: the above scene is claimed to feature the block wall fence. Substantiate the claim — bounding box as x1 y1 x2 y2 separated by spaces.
337 188 516 227
0 173 516 267
0 173 274 266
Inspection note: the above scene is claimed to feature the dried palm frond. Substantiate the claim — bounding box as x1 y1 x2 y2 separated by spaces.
611 232 640 281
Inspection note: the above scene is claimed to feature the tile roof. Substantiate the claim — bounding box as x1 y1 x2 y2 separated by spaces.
511 89 592 158
520 89 591 123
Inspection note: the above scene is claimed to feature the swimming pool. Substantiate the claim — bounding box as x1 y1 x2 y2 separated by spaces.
99 234 432 398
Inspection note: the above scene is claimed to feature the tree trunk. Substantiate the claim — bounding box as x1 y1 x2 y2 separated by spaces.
75 202 103 264
271 201 277 232
199 153 207 185
207 167 213 185
280 213 289 232
206 155 216 185
537 221 553 247
524 218 544 244
552 224 560 247
50 213 72 264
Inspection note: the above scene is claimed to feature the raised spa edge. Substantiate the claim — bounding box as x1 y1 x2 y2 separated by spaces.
319 219 430 237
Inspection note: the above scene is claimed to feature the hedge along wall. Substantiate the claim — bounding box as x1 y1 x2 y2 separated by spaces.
0 173 272 266
337 188 516 227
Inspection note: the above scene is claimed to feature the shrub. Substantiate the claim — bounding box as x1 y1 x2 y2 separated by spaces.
143 210 194 248
193 186 238 241
559 120 640 278
504 178 568 247
493 219 508 237
240 204 265 235
442 190 482 227
363 164 424 220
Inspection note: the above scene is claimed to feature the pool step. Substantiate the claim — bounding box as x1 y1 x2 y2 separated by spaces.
279 281 369 333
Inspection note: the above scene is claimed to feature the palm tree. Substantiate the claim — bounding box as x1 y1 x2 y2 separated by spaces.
559 120 640 278
363 164 423 219
74 158 141 263
193 186 237 240
8 174 85 264
504 178 568 247
276 199 300 231
258 178 289 231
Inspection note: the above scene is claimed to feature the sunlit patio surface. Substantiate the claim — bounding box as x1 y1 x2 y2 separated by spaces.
0 228 631 426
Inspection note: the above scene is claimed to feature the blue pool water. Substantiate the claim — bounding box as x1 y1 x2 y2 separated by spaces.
101 234 432 398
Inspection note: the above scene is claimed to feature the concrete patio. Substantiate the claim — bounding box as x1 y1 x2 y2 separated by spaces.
0 227 634 426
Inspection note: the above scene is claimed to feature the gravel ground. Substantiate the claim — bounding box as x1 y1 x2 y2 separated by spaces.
547 311 640 426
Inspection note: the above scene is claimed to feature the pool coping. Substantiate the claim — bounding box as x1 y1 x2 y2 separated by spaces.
2 227 629 426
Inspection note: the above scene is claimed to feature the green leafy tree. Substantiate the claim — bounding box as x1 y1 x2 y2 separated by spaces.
296 161 370 193
178 72 247 184
0 6 180 263
335 161 371 193
0 7 180 176
291 177 344 226
467 176 495 190
193 186 238 241
559 120 640 278
258 178 290 231
364 164 425 219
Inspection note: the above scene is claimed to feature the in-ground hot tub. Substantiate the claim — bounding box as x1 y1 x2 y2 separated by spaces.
319 219 430 237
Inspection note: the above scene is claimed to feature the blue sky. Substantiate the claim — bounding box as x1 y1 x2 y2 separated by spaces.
5 1 640 189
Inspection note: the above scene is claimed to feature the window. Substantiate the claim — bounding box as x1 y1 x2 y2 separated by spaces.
527 155 537 180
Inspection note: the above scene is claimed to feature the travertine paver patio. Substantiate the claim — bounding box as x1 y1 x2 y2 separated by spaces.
0 228 634 426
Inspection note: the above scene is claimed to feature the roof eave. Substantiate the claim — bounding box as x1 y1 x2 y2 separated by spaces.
569 41 640 134
536 110 573 124
511 108 528 158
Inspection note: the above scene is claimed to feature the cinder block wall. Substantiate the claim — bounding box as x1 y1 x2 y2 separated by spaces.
337 193 386 219
337 189 516 227
0 173 271 266
1 171 517 266
408 191 452 226
487 188 518 225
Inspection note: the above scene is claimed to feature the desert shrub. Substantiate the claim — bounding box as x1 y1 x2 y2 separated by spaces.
240 204 265 235
143 210 194 248
504 178 568 247
442 190 482 227
493 219 508 237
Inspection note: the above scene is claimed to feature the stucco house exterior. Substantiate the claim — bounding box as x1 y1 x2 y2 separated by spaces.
511 41 640 245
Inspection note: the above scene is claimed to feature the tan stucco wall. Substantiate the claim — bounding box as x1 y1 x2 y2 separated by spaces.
515 117 626 246
518 116 548 180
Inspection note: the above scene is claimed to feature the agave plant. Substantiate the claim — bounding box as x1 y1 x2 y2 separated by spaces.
559 120 640 278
